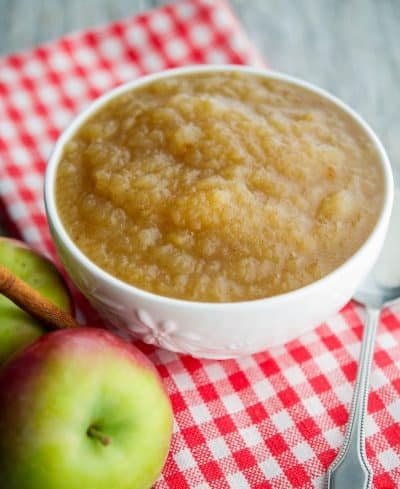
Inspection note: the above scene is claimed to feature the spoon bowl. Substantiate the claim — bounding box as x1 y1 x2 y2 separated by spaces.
355 283 400 310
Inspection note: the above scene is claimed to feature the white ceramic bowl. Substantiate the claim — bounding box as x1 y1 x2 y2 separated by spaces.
45 65 394 359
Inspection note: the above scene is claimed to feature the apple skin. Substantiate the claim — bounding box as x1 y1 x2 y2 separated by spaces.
0 237 72 366
0 327 173 489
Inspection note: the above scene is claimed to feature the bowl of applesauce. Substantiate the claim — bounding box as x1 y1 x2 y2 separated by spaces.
45 65 393 359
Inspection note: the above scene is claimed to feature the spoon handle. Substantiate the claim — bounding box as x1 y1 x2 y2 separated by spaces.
326 307 380 489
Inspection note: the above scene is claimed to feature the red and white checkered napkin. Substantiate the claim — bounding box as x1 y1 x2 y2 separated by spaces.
1 0 400 487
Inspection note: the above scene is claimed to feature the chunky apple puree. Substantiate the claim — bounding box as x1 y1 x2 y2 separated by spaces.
56 71 383 302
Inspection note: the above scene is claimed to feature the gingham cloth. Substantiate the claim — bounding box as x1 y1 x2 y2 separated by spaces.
1 0 400 487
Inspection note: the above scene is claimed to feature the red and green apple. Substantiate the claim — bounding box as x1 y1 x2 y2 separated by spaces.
0 327 173 489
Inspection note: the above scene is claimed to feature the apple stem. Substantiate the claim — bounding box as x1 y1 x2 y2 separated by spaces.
87 426 112 446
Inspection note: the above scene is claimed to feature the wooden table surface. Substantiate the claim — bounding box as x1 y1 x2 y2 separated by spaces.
0 0 399 182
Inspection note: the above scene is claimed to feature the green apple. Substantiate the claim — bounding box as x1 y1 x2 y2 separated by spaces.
0 327 173 489
0 237 72 366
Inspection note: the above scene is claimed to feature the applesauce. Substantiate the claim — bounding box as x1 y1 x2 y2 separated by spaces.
56 71 384 302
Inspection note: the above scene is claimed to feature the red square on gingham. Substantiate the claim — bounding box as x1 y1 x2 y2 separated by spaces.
1 0 400 487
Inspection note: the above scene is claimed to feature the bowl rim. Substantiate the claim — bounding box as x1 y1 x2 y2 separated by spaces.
44 64 394 309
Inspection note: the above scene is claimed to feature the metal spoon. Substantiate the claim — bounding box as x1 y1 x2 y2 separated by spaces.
326 190 400 489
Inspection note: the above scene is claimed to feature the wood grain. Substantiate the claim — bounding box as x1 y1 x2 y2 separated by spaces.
0 0 398 180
